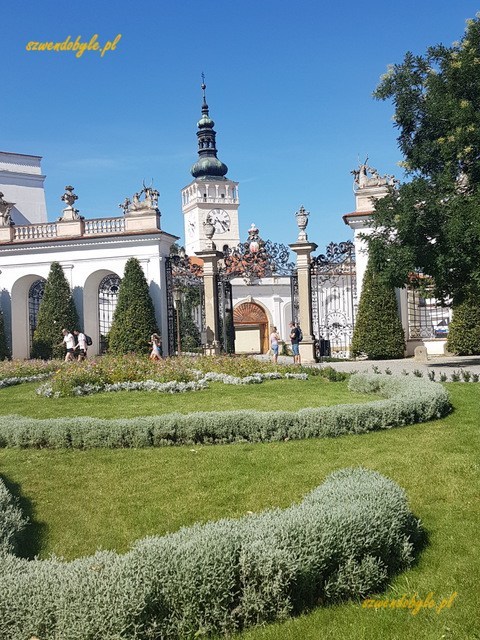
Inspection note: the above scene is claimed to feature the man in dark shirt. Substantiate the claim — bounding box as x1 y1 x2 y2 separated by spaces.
289 321 301 365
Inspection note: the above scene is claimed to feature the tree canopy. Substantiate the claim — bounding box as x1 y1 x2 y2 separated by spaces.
368 15 480 305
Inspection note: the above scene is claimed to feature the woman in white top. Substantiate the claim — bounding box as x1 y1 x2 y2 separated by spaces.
62 328 75 362
270 326 280 364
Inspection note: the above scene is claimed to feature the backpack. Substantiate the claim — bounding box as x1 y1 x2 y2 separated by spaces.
298 328 303 342
85 334 93 346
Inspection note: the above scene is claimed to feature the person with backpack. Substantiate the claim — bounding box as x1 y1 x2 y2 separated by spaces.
73 329 91 361
289 321 302 365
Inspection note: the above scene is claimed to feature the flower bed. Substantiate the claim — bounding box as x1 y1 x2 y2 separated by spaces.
33 354 341 397
0 468 423 640
0 359 61 381
0 374 450 449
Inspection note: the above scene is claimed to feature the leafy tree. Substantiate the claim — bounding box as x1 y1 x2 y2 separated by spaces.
108 258 158 355
369 16 480 305
31 262 79 359
0 311 10 360
351 259 405 359
447 296 480 355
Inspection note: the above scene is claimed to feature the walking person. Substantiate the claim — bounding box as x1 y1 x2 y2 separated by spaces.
73 329 88 361
289 321 301 365
61 328 75 362
270 326 280 364
149 333 162 360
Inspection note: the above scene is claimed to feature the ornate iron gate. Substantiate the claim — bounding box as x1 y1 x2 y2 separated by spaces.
310 241 357 359
216 277 235 353
165 254 205 356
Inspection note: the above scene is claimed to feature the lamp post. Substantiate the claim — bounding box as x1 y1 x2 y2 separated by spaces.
173 287 182 355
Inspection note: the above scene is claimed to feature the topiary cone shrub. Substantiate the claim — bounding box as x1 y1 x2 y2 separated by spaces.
0 311 10 361
446 296 480 355
351 260 405 359
108 258 158 355
31 262 79 359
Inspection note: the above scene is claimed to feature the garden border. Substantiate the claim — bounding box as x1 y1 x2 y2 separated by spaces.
0 373 450 449
0 468 423 639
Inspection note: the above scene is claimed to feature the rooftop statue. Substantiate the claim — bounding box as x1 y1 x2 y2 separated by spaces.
120 181 160 215
351 157 397 190
0 192 13 227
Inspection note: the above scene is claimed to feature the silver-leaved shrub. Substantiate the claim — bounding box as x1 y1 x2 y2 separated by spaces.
0 468 423 639
0 374 450 449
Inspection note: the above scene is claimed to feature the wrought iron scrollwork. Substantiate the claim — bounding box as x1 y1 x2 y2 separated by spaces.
311 241 355 272
219 225 295 283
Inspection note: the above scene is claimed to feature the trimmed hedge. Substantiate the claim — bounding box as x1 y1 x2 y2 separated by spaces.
0 468 423 639
0 374 450 449
0 479 27 556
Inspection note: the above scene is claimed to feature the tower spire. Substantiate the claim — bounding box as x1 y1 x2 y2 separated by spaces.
190 76 228 180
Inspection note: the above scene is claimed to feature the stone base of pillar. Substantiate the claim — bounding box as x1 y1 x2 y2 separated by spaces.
124 211 160 233
0 226 14 242
298 340 317 364
204 343 221 356
57 219 84 237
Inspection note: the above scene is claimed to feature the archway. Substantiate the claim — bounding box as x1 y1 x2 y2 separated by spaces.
83 269 121 355
11 274 46 359
233 301 269 354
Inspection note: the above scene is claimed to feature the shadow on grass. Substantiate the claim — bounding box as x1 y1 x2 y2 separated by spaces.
1 475 47 559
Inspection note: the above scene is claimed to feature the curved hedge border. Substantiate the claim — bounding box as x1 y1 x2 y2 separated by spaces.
0 468 423 640
0 374 450 449
0 374 451 449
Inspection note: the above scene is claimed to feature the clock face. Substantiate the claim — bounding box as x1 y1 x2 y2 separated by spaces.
209 208 230 234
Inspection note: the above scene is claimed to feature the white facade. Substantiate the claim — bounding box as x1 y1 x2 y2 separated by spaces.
0 152 47 225
231 277 292 353
0 231 176 359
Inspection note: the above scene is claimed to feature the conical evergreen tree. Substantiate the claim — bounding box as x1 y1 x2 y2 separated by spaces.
0 311 10 360
351 259 405 360
31 262 79 360
446 296 480 355
108 258 158 354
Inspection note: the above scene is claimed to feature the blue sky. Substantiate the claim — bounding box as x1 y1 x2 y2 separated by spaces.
2 1 479 251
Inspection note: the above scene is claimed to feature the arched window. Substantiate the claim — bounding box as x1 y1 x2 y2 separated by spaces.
98 274 121 352
28 279 45 346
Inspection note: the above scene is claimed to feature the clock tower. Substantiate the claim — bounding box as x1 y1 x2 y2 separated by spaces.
182 79 240 255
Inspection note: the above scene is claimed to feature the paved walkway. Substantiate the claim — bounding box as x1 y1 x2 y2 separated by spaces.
256 354 480 377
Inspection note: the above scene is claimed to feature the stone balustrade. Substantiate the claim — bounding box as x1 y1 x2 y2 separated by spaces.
84 217 125 235
13 223 58 241
0 212 159 244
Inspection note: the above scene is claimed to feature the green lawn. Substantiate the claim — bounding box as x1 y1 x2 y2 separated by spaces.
0 377 373 418
0 382 478 640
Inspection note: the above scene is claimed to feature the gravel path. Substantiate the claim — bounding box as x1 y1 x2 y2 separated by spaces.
255 354 480 377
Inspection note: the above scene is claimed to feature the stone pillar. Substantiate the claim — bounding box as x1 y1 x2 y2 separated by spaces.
195 248 223 355
0 226 14 242
289 241 318 364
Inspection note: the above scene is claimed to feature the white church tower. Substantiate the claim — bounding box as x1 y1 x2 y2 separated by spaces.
182 79 240 254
